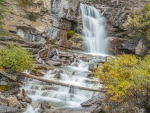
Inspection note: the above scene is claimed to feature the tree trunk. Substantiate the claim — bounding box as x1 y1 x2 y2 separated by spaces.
20 73 106 92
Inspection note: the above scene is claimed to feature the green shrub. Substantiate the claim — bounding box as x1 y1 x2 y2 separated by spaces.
18 0 32 8
67 30 74 39
144 2 150 11
128 3 150 40
0 44 33 72
28 12 37 21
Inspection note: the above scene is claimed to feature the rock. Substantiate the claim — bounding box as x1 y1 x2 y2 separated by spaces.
51 0 81 22
7 96 22 109
54 73 61 79
81 93 105 107
121 38 150 56
41 101 51 110
0 106 16 113
21 89 32 103
46 60 62 66
108 37 127 55
88 63 98 71
87 73 94 78
0 95 8 106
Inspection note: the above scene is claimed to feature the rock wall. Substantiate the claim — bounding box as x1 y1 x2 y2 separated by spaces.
3 0 82 48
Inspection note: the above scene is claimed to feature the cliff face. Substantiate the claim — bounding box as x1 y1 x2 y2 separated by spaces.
2 0 150 55
3 0 81 48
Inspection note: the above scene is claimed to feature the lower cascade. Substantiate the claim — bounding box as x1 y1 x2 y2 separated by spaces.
22 58 103 113
80 3 108 54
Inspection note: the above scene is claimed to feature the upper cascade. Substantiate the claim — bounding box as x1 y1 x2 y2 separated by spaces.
80 3 108 54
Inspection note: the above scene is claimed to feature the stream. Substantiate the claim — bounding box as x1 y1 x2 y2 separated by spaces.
21 3 109 113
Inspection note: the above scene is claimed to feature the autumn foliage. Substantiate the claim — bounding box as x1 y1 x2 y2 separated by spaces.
95 54 150 112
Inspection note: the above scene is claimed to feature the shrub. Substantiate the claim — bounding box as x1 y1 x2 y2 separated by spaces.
18 0 32 8
95 54 150 112
0 44 33 72
128 2 150 40
28 12 37 21
67 30 74 39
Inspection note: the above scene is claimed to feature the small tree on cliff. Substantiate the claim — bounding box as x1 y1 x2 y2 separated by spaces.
95 54 150 112
0 44 33 72
128 2 150 40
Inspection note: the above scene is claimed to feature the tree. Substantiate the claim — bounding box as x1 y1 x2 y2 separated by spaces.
128 2 150 40
0 44 33 72
95 54 150 112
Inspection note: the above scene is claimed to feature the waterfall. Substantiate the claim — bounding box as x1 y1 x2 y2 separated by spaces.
80 4 108 54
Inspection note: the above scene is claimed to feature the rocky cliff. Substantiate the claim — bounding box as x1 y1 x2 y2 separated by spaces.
2 0 150 55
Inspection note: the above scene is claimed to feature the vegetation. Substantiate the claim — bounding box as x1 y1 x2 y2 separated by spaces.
28 12 37 21
128 2 150 40
18 0 32 8
0 85 7 91
95 54 150 112
0 44 33 72
67 30 74 39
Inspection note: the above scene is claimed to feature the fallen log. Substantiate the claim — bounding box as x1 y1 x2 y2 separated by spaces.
20 73 107 92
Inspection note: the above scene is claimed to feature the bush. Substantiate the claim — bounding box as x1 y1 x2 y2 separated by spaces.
67 30 74 39
0 44 33 72
128 2 150 40
95 54 150 112
18 0 32 8
28 12 37 21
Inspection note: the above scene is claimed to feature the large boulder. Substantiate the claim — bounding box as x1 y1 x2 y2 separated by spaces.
121 38 150 56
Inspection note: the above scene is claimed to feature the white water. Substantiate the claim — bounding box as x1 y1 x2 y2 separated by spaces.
80 3 108 54
22 59 102 113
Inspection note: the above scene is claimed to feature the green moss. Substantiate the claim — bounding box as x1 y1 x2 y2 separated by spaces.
67 30 74 39
144 3 150 11
0 31 6 36
28 12 37 21
18 0 32 8
0 85 8 91
32 68 37 73
99 110 105 113
50 40 55 45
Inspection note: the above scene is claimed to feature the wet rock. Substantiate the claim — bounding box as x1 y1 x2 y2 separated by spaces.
46 60 62 66
81 93 105 107
88 63 98 71
21 89 32 104
54 73 61 79
41 101 51 110
87 73 94 78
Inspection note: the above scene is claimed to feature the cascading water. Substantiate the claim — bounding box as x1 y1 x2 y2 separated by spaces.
80 3 108 54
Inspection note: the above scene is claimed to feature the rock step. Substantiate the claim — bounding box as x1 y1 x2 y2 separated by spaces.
24 89 89 102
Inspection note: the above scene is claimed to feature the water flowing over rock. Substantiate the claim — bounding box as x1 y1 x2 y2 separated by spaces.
80 3 108 54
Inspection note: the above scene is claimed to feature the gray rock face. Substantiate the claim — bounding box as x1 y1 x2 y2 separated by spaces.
51 0 81 22
121 38 150 56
